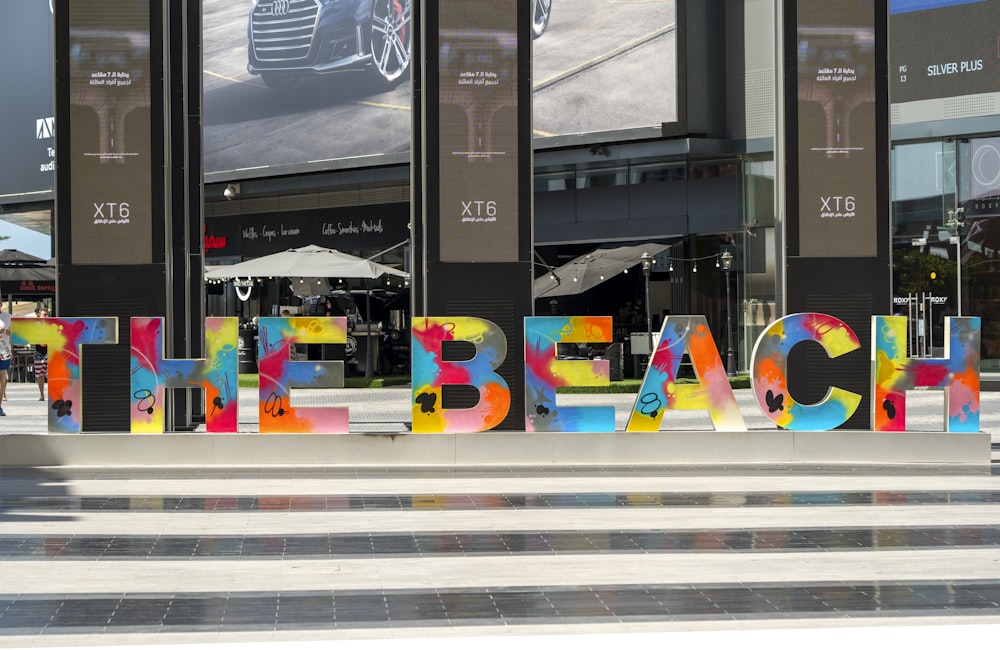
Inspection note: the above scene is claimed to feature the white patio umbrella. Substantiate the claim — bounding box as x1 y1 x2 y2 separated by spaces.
205 245 408 379
534 243 668 298
204 244 408 281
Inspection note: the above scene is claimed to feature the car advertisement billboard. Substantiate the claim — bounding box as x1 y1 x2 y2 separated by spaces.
202 0 678 179
1 1 679 198
0 0 55 203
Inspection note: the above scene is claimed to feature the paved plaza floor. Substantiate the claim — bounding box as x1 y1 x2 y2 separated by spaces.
0 383 998 647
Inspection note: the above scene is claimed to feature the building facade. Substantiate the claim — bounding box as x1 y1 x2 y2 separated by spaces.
2 0 999 376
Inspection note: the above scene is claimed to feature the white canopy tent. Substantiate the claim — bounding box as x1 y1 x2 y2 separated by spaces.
205 245 408 378
204 244 408 281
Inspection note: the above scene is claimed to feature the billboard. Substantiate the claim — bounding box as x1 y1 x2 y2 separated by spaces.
0 1 679 199
66 0 154 265
795 0 880 257
202 0 678 178
890 0 1000 123
0 0 54 202
437 1 521 262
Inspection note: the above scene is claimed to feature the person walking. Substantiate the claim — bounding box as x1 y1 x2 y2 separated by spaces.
0 301 10 415
34 306 49 401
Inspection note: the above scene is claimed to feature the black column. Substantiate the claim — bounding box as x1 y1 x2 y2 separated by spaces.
54 0 204 432
413 0 533 430
780 0 891 429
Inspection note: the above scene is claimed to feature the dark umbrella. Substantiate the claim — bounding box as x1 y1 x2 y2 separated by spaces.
0 249 46 265
0 249 55 301
533 243 669 298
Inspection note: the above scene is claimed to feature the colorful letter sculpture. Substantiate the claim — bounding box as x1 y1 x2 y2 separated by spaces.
257 316 348 433
130 317 239 434
751 313 862 431
626 316 746 432
11 317 118 433
873 316 980 432
524 316 614 432
411 317 511 433
10 311 987 436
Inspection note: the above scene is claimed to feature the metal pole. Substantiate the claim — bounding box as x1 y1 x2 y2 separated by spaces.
643 273 653 359
364 279 373 378
719 251 735 375
725 267 735 376
919 293 927 358
641 252 653 361
947 208 964 317
956 235 962 317
908 294 915 356
925 293 933 355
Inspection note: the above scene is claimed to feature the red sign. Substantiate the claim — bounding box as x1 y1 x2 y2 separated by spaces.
204 225 229 251
19 280 55 293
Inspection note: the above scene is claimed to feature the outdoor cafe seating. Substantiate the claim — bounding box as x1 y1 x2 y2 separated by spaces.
9 347 34 383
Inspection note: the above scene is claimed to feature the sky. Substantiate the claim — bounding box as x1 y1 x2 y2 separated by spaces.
0 220 52 261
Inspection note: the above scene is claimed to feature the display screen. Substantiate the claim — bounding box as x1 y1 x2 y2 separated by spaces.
795 0 879 257
200 0 677 178
437 1 519 262
67 0 153 265
0 1 54 202
890 0 1000 122
1 1 679 199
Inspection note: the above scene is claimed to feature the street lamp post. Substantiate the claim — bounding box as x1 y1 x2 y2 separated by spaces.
720 250 735 376
912 237 927 357
641 252 654 360
947 207 965 317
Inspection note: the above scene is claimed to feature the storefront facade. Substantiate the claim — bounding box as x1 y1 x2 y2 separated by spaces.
5 0 1000 379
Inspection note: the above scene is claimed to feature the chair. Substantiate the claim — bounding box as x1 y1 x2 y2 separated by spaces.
595 342 623 382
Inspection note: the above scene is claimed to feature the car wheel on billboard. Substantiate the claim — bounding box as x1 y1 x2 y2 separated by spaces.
369 0 411 88
532 0 551 39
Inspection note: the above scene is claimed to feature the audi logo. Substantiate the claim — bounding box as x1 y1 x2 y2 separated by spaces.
271 0 290 16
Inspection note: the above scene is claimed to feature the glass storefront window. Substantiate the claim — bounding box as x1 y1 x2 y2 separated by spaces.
629 162 686 185
741 157 775 373
575 165 628 189
892 138 1000 368
534 169 574 193
892 141 957 359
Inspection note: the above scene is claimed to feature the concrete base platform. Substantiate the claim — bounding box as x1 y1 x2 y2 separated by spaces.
0 430 990 467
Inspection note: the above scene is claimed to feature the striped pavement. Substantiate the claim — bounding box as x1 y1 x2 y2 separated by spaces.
0 383 998 647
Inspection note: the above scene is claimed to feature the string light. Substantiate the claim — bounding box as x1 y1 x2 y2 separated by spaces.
658 252 730 275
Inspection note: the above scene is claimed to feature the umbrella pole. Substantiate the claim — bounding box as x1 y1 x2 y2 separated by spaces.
364 280 373 379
